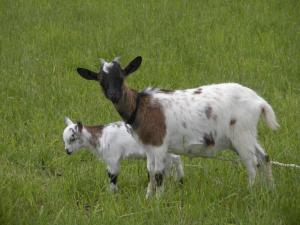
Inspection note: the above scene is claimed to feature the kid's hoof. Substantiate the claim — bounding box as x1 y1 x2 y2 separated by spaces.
109 183 118 192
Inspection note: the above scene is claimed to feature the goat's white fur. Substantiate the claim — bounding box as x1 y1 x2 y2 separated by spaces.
142 83 278 198
63 118 184 192
102 62 113 73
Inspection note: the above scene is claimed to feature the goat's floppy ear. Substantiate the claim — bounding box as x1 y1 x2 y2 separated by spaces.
64 117 73 126
76 121 83 132
123 56 142 76
76 68 99 81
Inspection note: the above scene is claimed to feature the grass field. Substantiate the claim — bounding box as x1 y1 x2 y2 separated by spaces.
1 0 300 224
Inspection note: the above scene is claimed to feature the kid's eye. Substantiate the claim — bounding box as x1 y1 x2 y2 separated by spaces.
69 135 76 143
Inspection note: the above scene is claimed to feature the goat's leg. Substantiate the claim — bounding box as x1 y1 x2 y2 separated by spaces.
170 154 184 184
106 162 120 192
146 151 156 199
153 146 168 198
255 143 274 188
244 157 257 187
231 133 258 187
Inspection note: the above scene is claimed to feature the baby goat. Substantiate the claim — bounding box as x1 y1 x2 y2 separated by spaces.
63 117 184 192
76 56 279 198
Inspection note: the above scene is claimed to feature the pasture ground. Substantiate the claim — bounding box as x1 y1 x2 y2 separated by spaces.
1 0 299 224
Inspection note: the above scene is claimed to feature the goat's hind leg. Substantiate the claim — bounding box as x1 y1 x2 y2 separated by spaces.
171 154 184 184
232 134 258 187
165 153 184 184
255 143 274 188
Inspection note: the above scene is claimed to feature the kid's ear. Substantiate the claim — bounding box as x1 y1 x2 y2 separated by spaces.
64 117 73 126
76 121 83 132
76 68 99 81
123 56 142 76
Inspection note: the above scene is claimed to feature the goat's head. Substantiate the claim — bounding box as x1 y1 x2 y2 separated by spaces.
63 117 83 155
76 56 142 103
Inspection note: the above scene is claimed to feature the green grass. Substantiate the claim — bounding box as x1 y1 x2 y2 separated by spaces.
1 0 300 224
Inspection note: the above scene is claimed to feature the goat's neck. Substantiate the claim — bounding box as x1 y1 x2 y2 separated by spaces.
81 126 103 153
114 85 138 122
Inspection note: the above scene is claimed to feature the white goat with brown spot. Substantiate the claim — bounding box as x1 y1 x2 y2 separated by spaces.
76 56 279 198
63 117 184 192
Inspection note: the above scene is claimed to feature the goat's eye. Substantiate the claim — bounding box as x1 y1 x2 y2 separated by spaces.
69 135 76 143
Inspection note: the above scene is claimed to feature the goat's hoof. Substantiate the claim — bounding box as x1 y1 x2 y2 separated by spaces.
179 178 184 185
146 187 154 199
109 184 118 193
146 191 153 199
267 181 275 191
155 186 164 199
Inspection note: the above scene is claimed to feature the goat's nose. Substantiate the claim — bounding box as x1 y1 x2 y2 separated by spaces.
108 91 120 103
108 89 114 94
65 148 72 155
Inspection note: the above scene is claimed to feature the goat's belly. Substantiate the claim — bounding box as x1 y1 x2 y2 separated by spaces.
125 154 147 160
169 143 218 158
123 148 147 159
167 130 232 157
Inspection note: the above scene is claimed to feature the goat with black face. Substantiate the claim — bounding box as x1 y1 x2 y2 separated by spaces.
77 56 142 104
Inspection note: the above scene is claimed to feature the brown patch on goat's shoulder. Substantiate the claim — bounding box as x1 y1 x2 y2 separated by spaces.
205 106 213 119
135 96 166 146
194 88 202 94
230 119 236 126
203 133 215 146
85 125 104 147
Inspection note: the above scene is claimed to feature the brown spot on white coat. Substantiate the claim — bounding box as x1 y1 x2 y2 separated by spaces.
194 88 202 94
230 119 236 126
135 95 166 146
205 106 213 119
85 125 104 147
203 133 215 146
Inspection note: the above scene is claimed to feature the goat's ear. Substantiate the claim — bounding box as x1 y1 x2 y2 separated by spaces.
113 56 120 63
76 68 99 81
123 56 142 76
64 117 73 126
76 121 83 132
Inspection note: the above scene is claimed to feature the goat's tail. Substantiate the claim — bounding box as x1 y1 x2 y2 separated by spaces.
260 101 280 130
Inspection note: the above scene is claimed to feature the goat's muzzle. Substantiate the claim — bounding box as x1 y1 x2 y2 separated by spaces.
107 90 121 104
65 149 72 155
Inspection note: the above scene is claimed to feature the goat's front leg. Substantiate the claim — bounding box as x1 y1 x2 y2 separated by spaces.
153 147 168 198
106 163 120 192
146 145 168 198
146 151 155 199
